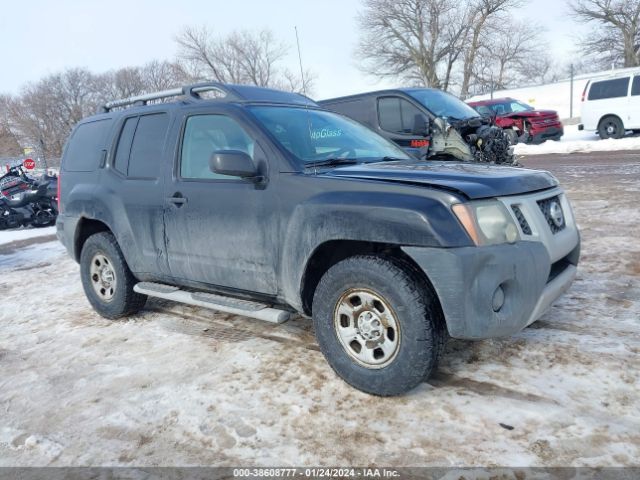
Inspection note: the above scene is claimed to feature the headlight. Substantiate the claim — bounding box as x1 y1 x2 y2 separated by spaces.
452 200 519 246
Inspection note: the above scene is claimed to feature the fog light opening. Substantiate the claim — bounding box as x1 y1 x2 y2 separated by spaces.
492 285 505 312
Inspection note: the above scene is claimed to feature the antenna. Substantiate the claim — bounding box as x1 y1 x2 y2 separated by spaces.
294 26 307 96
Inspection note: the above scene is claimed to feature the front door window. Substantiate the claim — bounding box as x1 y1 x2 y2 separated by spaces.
180 114 255 180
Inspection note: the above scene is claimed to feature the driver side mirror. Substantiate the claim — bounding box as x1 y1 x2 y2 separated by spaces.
411 114 430 136
209 150 259 179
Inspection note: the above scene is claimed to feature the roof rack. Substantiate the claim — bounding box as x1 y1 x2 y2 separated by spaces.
99 82 239 113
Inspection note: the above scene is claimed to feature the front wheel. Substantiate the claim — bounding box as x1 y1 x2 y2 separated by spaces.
80 232 147 319
598 116 625 139
504 128 519 145
312 255 446 396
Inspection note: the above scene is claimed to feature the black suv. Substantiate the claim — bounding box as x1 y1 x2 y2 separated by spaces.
57 83 580 396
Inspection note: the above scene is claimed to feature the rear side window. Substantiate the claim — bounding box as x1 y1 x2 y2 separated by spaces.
632 76 640 96
113 117 138 174
128 113 169 179
378 97 423 134
63 119 112 172
588 77 630 100
112 113 169 179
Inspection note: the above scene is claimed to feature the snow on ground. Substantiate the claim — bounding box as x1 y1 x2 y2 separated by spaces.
514 124 640 156
0 226 56 246
0 154 639 467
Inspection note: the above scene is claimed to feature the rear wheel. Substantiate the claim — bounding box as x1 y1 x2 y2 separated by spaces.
598 116 624 139
32 208 56 227
80 232 146 319
312 255 446 396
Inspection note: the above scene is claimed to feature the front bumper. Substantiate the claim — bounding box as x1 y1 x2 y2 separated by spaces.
530 125 563 144
403 239 580 339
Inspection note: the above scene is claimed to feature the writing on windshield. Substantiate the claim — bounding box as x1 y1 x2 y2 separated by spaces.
249 106 410 164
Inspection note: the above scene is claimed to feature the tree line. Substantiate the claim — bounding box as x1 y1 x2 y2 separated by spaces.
0 28 314 161
1 0 639 160
357 0 640 97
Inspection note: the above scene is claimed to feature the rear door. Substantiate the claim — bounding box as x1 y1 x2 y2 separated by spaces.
106 111 172 275
162 107 279 294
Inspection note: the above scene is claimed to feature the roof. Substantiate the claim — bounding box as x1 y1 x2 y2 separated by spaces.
467 97 515 105
320 87 441 105
100 82 317 113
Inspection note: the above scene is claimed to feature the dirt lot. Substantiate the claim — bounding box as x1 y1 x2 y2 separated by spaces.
1 152 639 467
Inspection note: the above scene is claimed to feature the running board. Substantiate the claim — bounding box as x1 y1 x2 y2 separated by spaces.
134 282 290 324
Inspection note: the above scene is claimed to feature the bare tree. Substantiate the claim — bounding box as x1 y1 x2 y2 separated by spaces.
571 0 640 68
0 95 24 157
356 0 469 89
3 68 103 158
175 26 314 94
98 61 188 101
140 60 188 91
471 19 548 92
459 0 523 98
0 127 22 157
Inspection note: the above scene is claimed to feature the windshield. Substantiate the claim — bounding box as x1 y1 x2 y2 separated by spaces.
405 89 479 120
249 106 411 165
475 100 534 116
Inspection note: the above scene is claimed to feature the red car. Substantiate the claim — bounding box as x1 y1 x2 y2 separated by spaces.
467 97 563 145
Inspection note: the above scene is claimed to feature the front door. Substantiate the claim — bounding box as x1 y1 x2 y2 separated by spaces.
376 96 430 157
163 110 278 295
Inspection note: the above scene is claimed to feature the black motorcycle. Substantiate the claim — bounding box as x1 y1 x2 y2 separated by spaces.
0 165 58 230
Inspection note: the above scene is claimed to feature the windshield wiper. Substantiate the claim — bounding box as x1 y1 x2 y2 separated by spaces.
305 158 359 168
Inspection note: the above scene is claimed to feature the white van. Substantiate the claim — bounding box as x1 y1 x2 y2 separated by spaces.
579 70 640 139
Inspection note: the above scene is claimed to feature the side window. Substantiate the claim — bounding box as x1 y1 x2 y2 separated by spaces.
113 117 138 174
180 114 254 180
128 113 169 179
63 119 113 172
588 77 630 100
378 97 424 134
378 97 402 132
632 76 640 96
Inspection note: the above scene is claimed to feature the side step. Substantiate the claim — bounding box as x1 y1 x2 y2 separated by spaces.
134 282 290 324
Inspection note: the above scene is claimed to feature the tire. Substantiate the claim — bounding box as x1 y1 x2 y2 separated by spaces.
32 211 56 228
504 128 519 145
598 116 624 139
312 255 446 396
80 232 147 319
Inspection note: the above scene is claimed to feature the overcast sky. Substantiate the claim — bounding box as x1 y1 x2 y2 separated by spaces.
0 0 583 99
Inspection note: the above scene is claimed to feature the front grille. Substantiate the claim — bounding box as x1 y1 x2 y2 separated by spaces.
537 196 566 234
511 205 532 235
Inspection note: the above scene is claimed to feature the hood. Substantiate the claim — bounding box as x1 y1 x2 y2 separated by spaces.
504 109 558 119
325 160 558 199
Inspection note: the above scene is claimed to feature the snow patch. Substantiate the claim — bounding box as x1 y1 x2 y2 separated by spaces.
0 226 56 246
514 125 640 155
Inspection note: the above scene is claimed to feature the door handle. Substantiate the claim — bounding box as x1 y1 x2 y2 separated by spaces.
167 192 187 207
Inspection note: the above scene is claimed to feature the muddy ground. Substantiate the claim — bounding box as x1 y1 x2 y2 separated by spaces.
0 151 638 467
